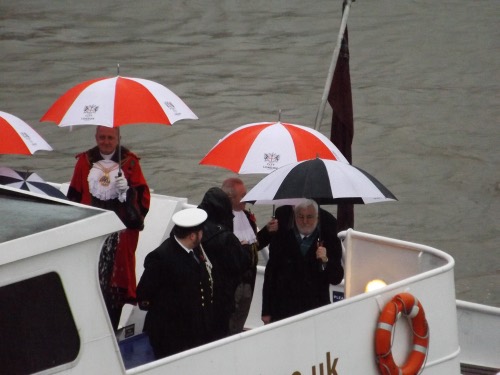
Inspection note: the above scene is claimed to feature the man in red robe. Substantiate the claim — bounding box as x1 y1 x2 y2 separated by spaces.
67 126 150 331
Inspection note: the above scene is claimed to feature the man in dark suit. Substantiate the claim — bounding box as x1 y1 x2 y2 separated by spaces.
136 208 214 359
198 187 250 339
261 199 344 324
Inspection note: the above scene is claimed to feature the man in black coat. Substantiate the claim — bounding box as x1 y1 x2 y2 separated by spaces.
136 208 214 359
261 199 344 324
198 187 251 339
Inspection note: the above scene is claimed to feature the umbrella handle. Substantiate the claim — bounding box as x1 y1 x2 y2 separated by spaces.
317 239 326 271
117 127 122 177
116 63 122 178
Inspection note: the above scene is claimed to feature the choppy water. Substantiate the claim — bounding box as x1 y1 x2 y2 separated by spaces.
1 1 498 306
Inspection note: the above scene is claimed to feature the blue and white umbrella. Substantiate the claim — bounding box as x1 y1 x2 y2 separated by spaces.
242 158 397 205
0 167 66 199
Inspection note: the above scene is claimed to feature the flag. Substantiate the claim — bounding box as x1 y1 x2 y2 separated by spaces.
328 1 354 231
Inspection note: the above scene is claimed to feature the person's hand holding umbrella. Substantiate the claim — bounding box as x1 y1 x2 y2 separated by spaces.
265 217 279 232
115 175 129 202
316 240 328 271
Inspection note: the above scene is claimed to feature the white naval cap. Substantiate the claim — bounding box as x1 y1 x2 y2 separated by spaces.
172 208 207 228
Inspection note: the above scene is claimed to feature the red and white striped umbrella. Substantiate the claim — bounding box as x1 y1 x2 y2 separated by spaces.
0 111 53 155
199 121 349 174
40 76 198 127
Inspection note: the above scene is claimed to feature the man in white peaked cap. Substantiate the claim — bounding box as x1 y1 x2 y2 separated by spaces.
137 208 215 359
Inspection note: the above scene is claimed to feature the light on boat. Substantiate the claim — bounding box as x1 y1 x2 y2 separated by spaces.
365 279 387 292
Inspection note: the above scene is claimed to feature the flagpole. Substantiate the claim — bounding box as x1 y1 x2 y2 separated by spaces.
314 0 354 130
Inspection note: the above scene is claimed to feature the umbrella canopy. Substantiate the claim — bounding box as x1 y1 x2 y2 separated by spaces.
0 167 66 199
0 111 53 155
40 76 198 127
242 157 397 205
199 121 349 174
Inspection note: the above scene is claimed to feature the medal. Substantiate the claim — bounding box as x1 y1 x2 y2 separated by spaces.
94 161 119 187
99 174 111 187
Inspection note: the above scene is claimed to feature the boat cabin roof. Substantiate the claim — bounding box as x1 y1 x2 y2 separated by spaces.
0 186 100 243
0 185 125 267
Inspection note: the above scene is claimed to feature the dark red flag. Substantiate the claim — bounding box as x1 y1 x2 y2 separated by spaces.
328 5 354 231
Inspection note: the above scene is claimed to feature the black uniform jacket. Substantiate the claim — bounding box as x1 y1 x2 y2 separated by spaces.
136 234 214 358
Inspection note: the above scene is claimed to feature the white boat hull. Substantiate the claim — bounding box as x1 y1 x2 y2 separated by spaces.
1 186 498 374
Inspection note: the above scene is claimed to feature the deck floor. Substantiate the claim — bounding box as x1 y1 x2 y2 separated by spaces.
118 333 155 369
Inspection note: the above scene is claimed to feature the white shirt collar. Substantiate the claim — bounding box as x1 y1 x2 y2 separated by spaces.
174 236 193 254
233 210 257 244
100 150 115 160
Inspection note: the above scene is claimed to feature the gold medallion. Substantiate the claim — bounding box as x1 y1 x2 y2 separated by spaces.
99 173 111 187
93 161 119 188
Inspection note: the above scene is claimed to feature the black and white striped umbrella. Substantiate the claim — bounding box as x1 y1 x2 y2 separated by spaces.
242 158 397 205
0 167 67 199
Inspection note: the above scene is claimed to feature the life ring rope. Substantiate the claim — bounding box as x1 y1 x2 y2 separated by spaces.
375 292 430 375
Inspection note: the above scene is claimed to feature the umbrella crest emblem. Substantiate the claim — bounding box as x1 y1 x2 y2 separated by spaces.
264 152 280 170
164 101 181 116
19 132 38 146
83 104 99 121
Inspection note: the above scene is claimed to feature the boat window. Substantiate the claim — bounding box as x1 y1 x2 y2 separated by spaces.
0 272 80 374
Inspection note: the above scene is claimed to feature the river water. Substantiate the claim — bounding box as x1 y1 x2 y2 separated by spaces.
1 1 498 306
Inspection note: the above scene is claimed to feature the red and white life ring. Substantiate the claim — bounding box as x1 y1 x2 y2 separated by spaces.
375 292 429 375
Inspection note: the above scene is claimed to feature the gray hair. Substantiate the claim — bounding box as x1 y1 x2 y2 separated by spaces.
293 199 318 214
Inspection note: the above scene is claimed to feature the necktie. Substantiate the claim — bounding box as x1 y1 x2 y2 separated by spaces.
190 250 200 264
194 247 205 263
300 236 309 256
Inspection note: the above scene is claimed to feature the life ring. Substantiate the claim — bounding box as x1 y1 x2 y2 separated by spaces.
375 292 429 375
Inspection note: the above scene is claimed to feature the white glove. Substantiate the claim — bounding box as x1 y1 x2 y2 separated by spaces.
115 176 129 202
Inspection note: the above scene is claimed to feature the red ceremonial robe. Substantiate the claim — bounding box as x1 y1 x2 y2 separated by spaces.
68 146 150 301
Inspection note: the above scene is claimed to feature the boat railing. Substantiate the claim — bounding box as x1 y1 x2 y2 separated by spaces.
338 229 453 299
456 299 500 372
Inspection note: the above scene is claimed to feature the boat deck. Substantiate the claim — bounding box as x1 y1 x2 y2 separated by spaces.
118 333 155 370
